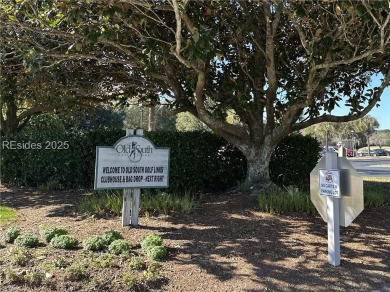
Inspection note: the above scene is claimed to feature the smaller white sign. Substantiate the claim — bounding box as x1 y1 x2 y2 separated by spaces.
319 169 340 197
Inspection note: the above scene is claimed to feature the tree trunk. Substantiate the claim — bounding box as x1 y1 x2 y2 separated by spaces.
239 142 276 194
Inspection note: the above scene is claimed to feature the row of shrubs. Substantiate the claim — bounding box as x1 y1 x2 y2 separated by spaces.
3 226 167 261
1 128 320 192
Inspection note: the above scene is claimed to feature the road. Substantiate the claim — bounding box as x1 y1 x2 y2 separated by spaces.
348 157 390 178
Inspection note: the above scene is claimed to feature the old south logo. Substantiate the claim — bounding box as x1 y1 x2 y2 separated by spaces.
115 141 153 162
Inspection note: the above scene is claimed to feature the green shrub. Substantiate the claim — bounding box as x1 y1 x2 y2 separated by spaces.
129 256 145 271
24 270 44 286
122 271 137 289
101 230 123 246
50 235 78 249
108 239 131 255
65 263 89 281
4 227 21 243
140 234 163 250
82 235 105 251
143 262 162 282
54 256 70 269
145 246 167 261
9 246 30 266
270 134 321 189
1 128 320 192
40 226 68 243
5 269 23 284
14 234 39 248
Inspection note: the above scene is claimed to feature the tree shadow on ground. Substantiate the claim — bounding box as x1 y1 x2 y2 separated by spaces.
0 185 88 217
156 193 390 291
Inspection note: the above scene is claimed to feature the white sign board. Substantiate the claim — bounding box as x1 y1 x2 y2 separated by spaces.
319 169 340 197
94 136 169 189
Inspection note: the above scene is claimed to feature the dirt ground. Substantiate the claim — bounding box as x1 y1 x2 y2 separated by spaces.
0 185 389 291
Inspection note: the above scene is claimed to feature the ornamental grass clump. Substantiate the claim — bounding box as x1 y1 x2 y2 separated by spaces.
14 234 39 248
50 235 78 249
39 226 68 243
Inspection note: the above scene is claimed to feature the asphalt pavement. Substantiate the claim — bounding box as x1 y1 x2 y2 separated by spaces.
347 157 390 178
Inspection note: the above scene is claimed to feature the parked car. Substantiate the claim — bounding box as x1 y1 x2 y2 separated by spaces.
370 149 390 157
346 148 355 157
357 149 370 157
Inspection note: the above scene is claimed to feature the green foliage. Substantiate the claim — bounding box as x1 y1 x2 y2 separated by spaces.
14 233 39 248
140 234 167 260
65 263 89 281
39 226 68 243
54 256 69 269
364 183 386 208
50 235 78 249
101 230 123 246
141 191 195 215
129 256 145 271
122 271 137 289
143 262 162 282
270 134 321 190
82 235 105 251
21 114 66 136
78 190 122 215
176 112 209 132
24 270 44 286
258 186 317 215
2 128 319 192
0 206 17 223
91 253 116 268
108 239 131 255
9 246 30 266
140 234 163 250
145 246 167 261
1 129 246 192
78 189 195 216
5 269 23 284
4 227 21 243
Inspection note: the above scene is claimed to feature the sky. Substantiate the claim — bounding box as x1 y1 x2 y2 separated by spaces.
331 74 390 130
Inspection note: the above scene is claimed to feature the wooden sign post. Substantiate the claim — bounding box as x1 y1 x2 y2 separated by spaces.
94 129 170 227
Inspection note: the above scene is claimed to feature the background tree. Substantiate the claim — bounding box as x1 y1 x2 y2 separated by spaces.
352 115 380 152
2 0 390 190
176 112 210 132
370 130 390 148
124 105 176 131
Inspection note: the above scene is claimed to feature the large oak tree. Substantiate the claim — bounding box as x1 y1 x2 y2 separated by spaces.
1 0 389 189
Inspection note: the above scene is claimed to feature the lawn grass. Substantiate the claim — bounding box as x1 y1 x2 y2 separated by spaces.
0 206 17 223
363 177 390 206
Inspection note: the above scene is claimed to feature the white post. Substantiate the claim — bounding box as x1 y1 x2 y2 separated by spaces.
325 152 340 266
129 128 143 227
122 129 135 227
122 188 131 227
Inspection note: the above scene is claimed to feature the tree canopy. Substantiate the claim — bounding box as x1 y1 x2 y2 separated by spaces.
1 0 389 188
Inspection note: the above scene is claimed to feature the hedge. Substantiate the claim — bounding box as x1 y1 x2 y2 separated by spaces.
0 129 319 192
